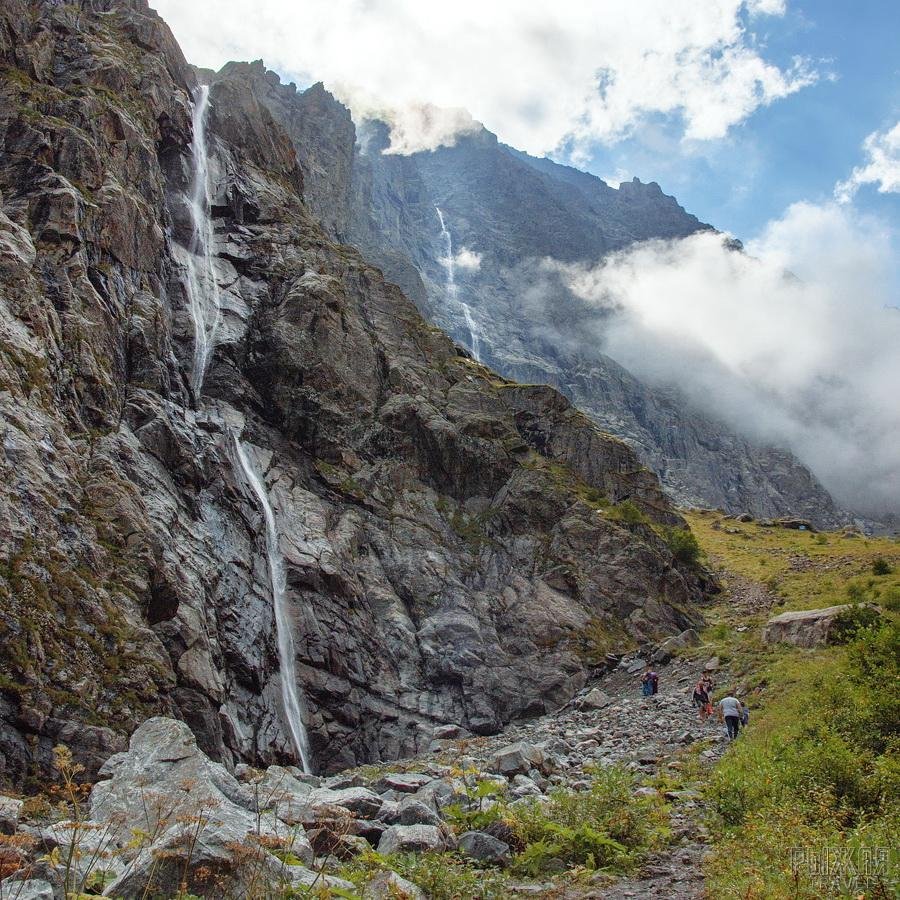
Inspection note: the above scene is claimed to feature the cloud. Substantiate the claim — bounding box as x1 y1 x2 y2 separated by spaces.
152 0 816 157
454 248 482 271
835 121 900 203
528 203 900 518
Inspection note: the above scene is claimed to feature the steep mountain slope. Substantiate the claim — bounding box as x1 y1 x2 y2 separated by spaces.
228 65 844 526
0 0 705 783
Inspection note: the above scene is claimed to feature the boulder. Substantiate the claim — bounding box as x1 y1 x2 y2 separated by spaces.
375 773 433 794
0 797 23 835
89 718 253 839
458 830 511 866
0 880 54 900
397 798 442 827
431 725 471 741
763 605 857 648
578 688 612 710
363 870 425 899
651 628 701 663
489 742 547 777
376 824 453 855
308 786 384 820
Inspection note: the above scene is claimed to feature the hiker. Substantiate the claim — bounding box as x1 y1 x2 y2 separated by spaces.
718 693 744 740
640 667 655 697
692 678 712 721
651 669 659 695
740 704 750 728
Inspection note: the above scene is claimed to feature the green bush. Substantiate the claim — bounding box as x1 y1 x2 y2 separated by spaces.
511 824 628 876
341 850 508 899
829 603 881 644
506 765 664 876
442 776 506 831
872 556 893 576
607 500 648 526
660 526 702 566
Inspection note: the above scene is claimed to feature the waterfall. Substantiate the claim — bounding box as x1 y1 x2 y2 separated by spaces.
435 205 481 361
182 90 311 770
184 84 222 398
233 438 312 773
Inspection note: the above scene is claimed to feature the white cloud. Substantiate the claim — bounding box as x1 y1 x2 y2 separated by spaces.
151 0 816 157
454 248 482 271
535 203 900 518
835 121 900 203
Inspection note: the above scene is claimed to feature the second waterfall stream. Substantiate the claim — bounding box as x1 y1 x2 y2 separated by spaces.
435 205 482 361
183 84 313 772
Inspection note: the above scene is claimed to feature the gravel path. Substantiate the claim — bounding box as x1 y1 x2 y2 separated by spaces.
451 654 731 898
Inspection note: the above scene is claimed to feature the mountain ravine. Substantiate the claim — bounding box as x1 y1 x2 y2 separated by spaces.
0 0 711 783
216 61 847 529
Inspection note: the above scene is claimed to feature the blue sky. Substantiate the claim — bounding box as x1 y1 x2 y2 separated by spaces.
584 0 900 240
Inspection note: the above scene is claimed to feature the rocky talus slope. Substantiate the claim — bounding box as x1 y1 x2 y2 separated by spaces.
221 62 845 527
0 651 725 898
0 0 706 783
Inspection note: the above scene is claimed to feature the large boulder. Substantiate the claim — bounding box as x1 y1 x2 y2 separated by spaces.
0 880 54 900
85 718 315 897
651 628 701 663
458 830 511 866
0 797 22 835
363 870 425 899
763 605 857 648
90 717 254 837
489 741 548 777
578 688 612 710
376 824 454 855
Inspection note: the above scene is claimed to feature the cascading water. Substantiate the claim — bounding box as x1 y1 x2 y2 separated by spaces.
435 205 481 361
233 439 312 773
183 85 312 771
183 84 222 397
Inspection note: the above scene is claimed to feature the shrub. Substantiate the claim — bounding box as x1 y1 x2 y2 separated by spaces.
341 849 508 899
442 775 506 832
871 556 893 576
829 604 881 644
607 500 648 526
506 766 664 876
660 527 702 566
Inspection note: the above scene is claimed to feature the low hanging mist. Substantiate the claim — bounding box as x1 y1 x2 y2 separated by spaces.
518 201 900 519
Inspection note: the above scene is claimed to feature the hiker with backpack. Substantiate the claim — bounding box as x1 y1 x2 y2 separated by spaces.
692 677 713 721
640 667 658 698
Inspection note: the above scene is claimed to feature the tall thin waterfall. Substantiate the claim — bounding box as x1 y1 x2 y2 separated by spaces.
435 205 481 361
233 439 312 773
184 86 311 771
184 85 222 397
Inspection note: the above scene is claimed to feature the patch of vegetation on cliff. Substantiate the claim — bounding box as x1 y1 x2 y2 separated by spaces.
684 512 899 898
0 530 167 743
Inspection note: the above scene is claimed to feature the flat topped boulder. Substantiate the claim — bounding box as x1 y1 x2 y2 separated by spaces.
763 604 856 648
489 741 548 777
375 772 433 794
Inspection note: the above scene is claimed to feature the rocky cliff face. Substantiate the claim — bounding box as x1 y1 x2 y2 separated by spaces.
233 69 844 527
0 0 706 784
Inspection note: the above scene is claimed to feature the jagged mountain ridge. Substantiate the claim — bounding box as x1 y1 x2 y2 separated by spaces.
0 0 707 782
222 61 844 527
